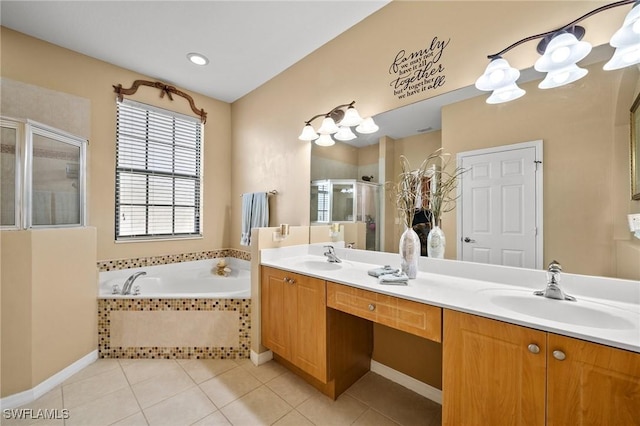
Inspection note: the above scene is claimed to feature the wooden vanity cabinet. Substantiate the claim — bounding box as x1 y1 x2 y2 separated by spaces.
261 266 372 398
443 309 640 426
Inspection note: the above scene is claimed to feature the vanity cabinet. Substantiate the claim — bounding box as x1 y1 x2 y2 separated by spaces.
261 266 372 398
443 309 640 426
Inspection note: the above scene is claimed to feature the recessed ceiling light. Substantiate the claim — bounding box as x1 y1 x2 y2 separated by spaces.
187 53 209 66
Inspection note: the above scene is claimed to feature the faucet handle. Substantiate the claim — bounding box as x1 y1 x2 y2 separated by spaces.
324 245 335 253
547 260 562 273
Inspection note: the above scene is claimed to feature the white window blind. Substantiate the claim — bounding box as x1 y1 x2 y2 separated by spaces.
115 100 202 240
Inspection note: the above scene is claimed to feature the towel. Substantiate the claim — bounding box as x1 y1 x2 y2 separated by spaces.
367 265 400 277
378 272 409 285
240 192 270 246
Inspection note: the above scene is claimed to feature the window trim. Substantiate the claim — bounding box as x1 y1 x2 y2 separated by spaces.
115 99 203 241
1 117 23 230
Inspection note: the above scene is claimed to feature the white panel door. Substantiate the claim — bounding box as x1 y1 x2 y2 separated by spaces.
458 142 541 269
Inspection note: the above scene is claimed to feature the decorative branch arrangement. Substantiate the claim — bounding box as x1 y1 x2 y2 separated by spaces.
112 80 207 123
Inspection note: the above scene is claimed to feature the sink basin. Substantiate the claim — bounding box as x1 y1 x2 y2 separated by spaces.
485 290 636 330
296 260 344 271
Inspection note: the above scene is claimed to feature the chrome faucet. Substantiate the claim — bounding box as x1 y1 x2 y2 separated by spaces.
121 271 146 295
323 245 342 263
533 260 576 301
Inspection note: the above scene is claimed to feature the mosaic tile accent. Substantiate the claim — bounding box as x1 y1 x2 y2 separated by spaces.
97 249 251 272
98 298 251 359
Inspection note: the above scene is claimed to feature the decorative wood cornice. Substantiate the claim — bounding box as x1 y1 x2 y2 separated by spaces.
113 80 207 123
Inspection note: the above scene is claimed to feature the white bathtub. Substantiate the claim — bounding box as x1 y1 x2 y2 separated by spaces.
99 258 251 299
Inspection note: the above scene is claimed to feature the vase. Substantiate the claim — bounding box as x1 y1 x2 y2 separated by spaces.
427 225 446 259
399 227 420 278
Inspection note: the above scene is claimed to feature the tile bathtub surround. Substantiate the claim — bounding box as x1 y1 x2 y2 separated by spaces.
3 359 441 426
97 249 251 272
98 298 251 359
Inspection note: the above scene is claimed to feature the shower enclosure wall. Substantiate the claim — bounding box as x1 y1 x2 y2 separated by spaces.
310 179 381 251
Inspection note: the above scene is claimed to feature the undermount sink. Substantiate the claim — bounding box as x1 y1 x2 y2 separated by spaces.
485 290 636 330
296 260 345 271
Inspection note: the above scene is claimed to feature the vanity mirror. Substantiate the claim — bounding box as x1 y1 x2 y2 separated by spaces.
632 92 640 200
310 44 639 278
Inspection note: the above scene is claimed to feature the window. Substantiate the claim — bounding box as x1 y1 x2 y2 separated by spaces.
1 117 87 230
115 100 202 240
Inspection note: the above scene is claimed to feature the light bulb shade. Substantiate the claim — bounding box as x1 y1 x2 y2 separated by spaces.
355 117 379 134
486 83 526 104
604 44 640 70
534 32 592 72
538 63 588 89
298 124 319 141
609 3 640 48
315 134 335 146
334 126 357 141
317 116 340 134
339 106 364 127
475 57 520 91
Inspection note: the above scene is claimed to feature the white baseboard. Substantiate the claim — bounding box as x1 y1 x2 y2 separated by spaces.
370 359 442 405
250 349 273 366
0 350 98 410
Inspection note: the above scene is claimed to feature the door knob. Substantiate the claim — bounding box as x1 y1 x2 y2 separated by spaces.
464 237 476 243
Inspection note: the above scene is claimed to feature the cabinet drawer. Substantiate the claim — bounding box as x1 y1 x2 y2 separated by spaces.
327 282 442 342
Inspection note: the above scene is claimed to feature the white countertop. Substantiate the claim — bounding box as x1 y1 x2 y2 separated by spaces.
260 244 640 353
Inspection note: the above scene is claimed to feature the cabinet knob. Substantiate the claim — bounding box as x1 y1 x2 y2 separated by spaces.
527 344 540 354
368 303 376 311
552 350 566 361
283 277 295 285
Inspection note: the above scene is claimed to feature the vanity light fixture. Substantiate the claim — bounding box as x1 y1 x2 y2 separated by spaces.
298 101 378 146
187 52 209 66
476 0 640 103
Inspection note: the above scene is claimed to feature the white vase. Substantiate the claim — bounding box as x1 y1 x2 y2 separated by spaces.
399 227 420 278
427 225 446 259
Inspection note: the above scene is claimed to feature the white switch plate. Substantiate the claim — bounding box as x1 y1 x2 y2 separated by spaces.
628 214 640 232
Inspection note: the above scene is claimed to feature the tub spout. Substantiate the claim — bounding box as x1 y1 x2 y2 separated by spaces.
121 271 147 295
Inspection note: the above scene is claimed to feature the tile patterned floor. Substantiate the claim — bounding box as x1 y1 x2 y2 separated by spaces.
4 359 441 426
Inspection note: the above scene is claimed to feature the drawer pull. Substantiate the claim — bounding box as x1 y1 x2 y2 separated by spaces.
283 277 296 285
553 350 566 361
527 344 540 354
368 303 376 311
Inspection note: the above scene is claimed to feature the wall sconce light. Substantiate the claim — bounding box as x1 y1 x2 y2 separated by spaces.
476 0 640 103
298 101 379 146
273 223 290 242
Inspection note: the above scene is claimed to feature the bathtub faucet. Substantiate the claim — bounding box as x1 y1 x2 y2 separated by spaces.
121 271 147 295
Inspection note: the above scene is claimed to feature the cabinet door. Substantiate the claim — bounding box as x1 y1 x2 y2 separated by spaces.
261 267 295 359
548 334 640 426
293 274 327 382
443 310 546 426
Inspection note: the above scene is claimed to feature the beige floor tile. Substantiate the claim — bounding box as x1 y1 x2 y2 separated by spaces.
346 373 441 426
177 359 238 384
297 393 368 426
26 387 64 410
64 387 140 426
131 367 195 409
220 386 292 426
238 360 287 383
353 409 400 426
190 411 231 426
272 410 314 426
266 371 320 407
0 410 65 426
143 386 216 426
199 367 262 408
120 359 181 385
62 368 130 409
64 359 121 385
110 411 150 426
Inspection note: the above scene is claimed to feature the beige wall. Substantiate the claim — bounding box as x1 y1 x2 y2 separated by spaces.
1 228 97 397
1 27 232 262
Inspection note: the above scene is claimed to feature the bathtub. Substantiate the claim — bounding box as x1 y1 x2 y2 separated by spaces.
98 257 252 359
98 257 251 299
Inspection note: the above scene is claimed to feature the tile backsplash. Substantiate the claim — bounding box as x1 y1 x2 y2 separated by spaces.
97 248 251 272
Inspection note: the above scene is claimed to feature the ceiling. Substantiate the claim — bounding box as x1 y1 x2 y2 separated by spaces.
1 0 389 103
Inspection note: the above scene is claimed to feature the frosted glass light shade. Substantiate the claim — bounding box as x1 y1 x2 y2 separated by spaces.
486 83 526 104
317 116 339 134
355 117 379 134
315 134 335 146
339 106 364 127
298 124 319 141
538 63 588 89
604 44 640 70
535 32 591 73
334 126 357 141
475 58 520 91
604 4 640 70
